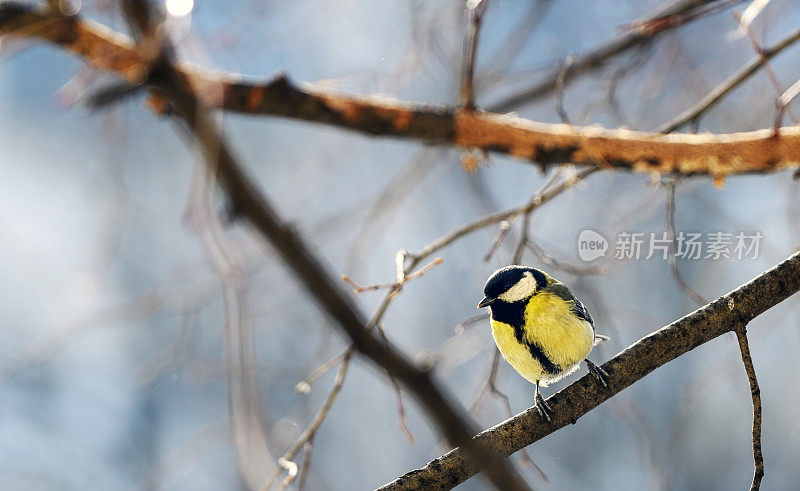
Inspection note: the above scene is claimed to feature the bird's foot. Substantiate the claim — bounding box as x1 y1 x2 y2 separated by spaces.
534 391 552 422
586 359 608 388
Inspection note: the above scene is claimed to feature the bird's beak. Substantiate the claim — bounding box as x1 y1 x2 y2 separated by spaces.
478 296 494 308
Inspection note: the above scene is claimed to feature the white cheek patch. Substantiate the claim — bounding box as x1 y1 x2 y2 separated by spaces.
498 272 536 302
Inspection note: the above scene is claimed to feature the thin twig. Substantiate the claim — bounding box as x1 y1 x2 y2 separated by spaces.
621 0 742 34
470 350 549 484
377 324 415 443
775 77 800 132
486 166 569 263
411 167 598 269
342 257 443 293
295 349 348 394
526 240 605 275
665 179 707 305
734 326 764 490
481 0 550 77
459 0 489 109
656 23 800 133
732 10 800 126
483 220 512 262
390 374 415 444
297 438 314 491
454 313 490 335
509 166 569 264
555 54 576 124
263 350 354 490
511 215 529 264
277 458 298 491
489 0 742 113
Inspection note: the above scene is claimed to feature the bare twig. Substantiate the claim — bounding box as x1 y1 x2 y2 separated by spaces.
734 326 764 490
732 0 771 38
276 458 298 491
555 54 576 124
459 0 489 109
454 313 489 335
774 77 800 133
341 257 443 293
263 350 353 490
411 167 598 269
376 324 415 443
481 0 550 77
297 438 314 491
656 23 800 133
380 251 800 490
483 220 512 262
295 349 348 394
525 240 605 276
489 0 744 113
347 148 445 271
390 373 415 444
665 179 707 305
622 0 742 34
732 10 799 126
511 214 530 264
486 166 569 263
469 349 548 483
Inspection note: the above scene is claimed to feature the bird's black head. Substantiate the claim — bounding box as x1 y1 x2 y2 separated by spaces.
478 265 547 308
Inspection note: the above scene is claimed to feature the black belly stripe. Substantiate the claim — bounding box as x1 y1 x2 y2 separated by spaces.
516 327 561 375
491 299 561 375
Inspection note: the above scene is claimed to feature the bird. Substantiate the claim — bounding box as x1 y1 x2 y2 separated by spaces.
478 265 608 421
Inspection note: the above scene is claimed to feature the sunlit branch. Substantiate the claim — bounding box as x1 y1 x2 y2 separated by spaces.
3 4 800 177
380 251 800 489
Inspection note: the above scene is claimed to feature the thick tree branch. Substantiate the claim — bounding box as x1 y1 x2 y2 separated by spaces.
3 3 800 177
379 251 800 490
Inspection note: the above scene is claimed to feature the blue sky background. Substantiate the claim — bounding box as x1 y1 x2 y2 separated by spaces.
2 0 800 489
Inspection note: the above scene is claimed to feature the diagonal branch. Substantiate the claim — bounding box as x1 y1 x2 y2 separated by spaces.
168 49 534 491
97 2 531 488
379 251 800 490
656 23 800 133
3 4 800 177
488 0 746 113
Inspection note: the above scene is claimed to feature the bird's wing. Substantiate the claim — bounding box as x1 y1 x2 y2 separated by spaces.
542 282 594 327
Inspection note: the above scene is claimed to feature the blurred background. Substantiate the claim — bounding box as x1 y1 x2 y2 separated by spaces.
1 0 800 489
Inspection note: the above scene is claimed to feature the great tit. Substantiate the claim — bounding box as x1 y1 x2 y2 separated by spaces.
479 265 608 421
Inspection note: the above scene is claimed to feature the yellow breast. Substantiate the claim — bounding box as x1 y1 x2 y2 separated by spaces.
491 292 594 386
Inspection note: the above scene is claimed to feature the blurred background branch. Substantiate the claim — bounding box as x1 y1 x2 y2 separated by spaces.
3 4 800 177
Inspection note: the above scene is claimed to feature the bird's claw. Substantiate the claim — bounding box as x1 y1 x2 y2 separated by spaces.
586 359 608 387
535 391 552 422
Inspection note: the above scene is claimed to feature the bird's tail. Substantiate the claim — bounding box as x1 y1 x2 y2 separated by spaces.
593 333 611 346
